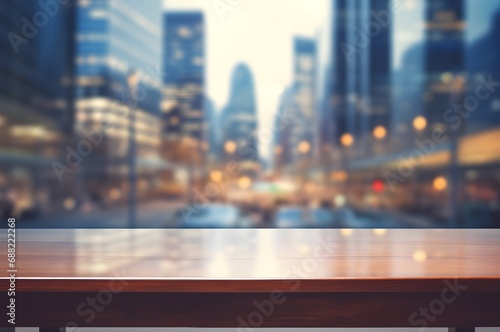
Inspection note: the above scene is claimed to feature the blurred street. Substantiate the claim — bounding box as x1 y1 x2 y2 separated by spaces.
11 197 436 228
17 200 183 228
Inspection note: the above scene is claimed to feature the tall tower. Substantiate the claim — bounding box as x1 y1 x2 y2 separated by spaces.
466 8 500 132
366 0 392 135
74 0 163 195
221 63 259 166
424 0 465 129
1 0 76 133
331 0 349 144
0 0 76 213
331 0 392 145
292 37 316 161
162 11 205 144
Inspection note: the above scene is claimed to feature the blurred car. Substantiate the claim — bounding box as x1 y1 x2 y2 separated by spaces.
274 206 304 228
335 208 411 228
274 206 336 228
307 208 336 228
177 204 250 228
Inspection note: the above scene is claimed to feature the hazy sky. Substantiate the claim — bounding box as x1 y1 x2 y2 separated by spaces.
164 0 330 159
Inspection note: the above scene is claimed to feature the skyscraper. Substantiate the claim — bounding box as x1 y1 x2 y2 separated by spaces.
74 0 163 198
273 86 297 171
392 42 424 144
0 0 76 214
466 9 500 132
162 11 205 149
221 63 259 167
331 0 349 144
365 0 392 136
423 0 465 129
330 0 392 146
292 37 316 162
1 0 76 132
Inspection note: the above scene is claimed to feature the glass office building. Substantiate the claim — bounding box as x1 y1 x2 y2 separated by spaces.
291 38 316 163
221 63 259 168
162 12 205 147
423 0 465 130
329 0 392 148
0 0 76 215
465 1 500 133
74 0 163 201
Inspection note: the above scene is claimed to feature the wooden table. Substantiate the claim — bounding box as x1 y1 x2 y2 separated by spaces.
1 229 500 332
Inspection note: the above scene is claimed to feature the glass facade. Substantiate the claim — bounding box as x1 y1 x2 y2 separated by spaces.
0 0 76 216
162 11 205 142
221 63 259 166
74 0 163 200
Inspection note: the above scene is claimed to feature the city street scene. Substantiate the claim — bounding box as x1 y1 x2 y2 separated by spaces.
1 0 500 228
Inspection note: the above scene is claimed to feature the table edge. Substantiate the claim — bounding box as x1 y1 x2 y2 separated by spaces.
2 277 499 292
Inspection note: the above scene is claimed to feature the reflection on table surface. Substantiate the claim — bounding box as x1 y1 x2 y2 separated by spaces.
2 229 500 279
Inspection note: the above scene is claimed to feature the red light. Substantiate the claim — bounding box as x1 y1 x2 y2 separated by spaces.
372 179 384 192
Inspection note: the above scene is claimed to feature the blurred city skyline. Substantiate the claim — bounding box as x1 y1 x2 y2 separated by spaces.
165 0 329 160
164 0 500 160
2 0 500 228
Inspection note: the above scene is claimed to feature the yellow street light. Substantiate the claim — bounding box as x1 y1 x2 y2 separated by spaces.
224 140 237 154
373 125 387 140
413 116 427 131
238 176 252 189
433 176 447 191
210 170 223 182
297 140 310 154
340 133 354 147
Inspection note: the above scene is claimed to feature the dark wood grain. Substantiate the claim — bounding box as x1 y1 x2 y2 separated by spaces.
1 229 499 328
9 291 500 327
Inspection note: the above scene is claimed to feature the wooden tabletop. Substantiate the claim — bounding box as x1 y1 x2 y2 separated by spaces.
2 228 500 290
1 229 500 328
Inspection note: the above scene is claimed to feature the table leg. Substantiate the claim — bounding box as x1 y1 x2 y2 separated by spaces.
448 328 475 332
